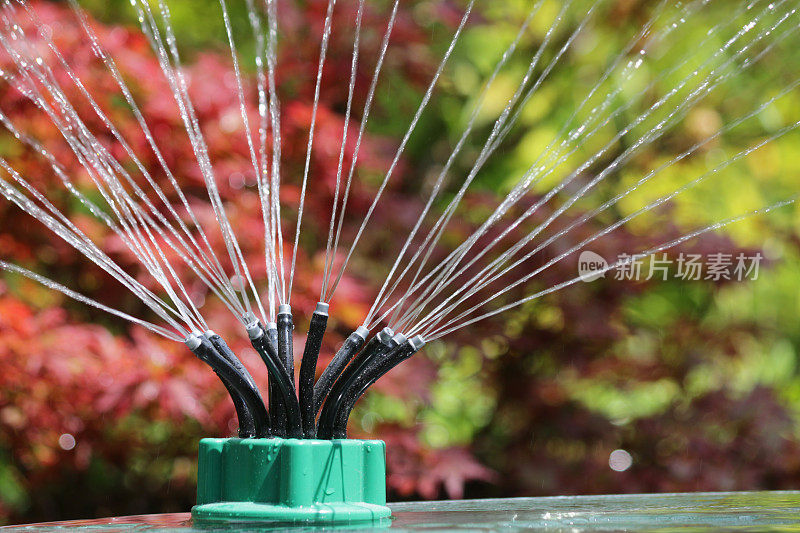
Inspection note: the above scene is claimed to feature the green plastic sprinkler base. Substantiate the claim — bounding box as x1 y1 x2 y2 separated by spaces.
192 437 391 526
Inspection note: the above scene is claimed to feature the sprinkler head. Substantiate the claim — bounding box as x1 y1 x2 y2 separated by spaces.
184 333 202 351
246 320 263 340
391 332 407 345
354 325 369 340
409 335 426 351
315 301 330 315
376 327 394 344
278 303 291 315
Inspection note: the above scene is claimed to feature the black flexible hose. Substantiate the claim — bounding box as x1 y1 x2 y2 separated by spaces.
329 333 404 438
277 305 294 385
317 328 396 439
298 303 329 438
186 334 270 437
265 323 286 437
247 320 303 438
278 306 297 435
332 336 425 439
216 373 256 438
205 332 259 438
207 331 259 392
316 329 390 437
313 326 369 414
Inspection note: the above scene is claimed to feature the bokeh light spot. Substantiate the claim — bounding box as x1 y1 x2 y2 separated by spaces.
58 433 76 451
609 449 632 471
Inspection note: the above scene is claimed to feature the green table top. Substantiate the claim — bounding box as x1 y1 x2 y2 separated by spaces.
4 491 800 531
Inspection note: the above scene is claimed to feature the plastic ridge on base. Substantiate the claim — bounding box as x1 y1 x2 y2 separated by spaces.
192 437 391 525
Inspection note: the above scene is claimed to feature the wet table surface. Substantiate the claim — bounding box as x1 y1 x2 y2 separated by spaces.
4 491 800 532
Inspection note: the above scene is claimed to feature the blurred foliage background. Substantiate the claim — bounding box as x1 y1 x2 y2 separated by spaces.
1 0 800 524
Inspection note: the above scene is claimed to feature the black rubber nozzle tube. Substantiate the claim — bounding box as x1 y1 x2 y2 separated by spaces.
316 328 390 438
265 322 286 436
206 330 259 392
330 332 405 438
185 334 270 438
317 328 396 439
209 367 256 438
299 302 329 438
205 331 261 437
313 326 369 414
277 304 294 384
277 305 297 435
332 335 425 439
247 320 303 438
